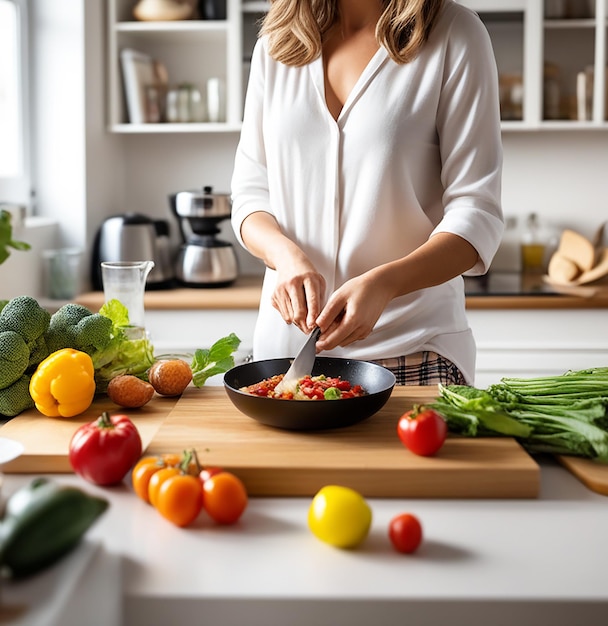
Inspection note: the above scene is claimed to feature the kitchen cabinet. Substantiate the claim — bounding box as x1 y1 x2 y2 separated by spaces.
467 0 607 129
467 308 608 386
107 0 608 134
106 0 243 131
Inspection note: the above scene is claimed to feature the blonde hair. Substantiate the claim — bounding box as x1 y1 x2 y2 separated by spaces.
261 0 445 67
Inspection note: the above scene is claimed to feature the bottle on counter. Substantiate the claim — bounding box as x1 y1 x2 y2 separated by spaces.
521 213 547 274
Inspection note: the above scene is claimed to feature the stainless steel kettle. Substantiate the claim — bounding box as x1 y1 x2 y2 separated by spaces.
91 213 174 290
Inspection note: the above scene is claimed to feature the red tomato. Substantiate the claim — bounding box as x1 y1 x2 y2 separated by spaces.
202 471 248 525
389 513 423 554
397 405 447 457
69 411 142 485
199 466 224 485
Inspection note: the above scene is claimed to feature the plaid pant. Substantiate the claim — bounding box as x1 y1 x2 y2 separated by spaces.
372 351 466 386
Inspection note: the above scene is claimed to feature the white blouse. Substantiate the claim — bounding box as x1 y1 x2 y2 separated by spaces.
231 0 503 384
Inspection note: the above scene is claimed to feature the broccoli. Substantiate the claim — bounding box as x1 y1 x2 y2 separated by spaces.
45 302 91 353
0 374 35 418
74 313 113 354
27 334 50 369
0 331 29 390
0 295 50 344
45 303 112 356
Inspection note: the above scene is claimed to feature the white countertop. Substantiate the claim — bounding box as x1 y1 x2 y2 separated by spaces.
2 457 607 626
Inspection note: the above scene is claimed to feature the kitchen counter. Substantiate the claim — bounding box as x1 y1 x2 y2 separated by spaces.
75 276 263 311
75 273 608 312
2 458 607 626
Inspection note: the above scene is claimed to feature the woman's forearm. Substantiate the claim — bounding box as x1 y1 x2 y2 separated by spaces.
369 232 479 299
240 211 308 271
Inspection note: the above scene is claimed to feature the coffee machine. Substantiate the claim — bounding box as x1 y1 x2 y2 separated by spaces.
169 186 238 287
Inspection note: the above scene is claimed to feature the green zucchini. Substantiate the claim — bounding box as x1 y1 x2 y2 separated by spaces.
0 478 109 579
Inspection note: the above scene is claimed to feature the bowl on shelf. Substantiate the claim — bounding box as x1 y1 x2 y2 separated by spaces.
223 357 396 431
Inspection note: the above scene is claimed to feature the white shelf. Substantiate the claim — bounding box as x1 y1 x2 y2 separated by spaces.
107 0 242 128
115 20 229 43
241 1 269 12
543 18 597 28
115 20 229 31
109 122 242 133
106 0 608 134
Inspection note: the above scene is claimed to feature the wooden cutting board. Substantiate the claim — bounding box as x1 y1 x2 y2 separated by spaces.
556 455 608 495
0 396 178 473
146 386 540 499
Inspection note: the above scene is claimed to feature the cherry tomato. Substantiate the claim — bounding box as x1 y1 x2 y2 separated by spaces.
199 466 224 485
308 485 372 549
155 473 203 527
202 471 248 524
148 466 181 508
397 405 447 456
131 454 181 503
69 411 142 485
389 513 423 554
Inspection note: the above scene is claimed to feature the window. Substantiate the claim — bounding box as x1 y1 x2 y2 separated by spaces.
0 0 30 206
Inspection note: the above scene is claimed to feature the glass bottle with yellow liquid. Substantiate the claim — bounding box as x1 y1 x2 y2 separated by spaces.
521 213 547 274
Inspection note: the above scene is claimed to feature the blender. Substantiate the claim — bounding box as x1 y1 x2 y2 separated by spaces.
169 186 238 287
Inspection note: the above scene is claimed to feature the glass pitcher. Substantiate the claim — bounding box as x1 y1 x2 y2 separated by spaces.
100 261 154 332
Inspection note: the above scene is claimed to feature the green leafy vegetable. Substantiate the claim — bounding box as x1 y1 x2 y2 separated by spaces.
190 333 241 387
324 387 341 400
429 367 608 462
0 210 30 266
92 299 156 391
98 299 130 328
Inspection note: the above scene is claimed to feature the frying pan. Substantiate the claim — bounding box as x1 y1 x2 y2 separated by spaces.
223 357 396 431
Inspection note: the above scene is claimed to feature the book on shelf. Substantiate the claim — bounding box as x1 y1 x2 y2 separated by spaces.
120 48 156 124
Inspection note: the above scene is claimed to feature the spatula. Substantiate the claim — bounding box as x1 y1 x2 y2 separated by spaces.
273 326 321 396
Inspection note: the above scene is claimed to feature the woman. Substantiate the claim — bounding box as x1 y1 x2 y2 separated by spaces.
231 0 503 386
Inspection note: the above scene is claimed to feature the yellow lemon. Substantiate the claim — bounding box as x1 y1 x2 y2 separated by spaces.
307 485 372 549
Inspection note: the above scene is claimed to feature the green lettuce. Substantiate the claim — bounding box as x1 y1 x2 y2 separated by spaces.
91 299 155 391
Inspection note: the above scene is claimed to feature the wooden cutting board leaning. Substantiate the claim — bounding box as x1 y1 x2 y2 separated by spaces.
557 455 608 495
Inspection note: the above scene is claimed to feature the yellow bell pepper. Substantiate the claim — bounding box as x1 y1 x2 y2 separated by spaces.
29 348 96 418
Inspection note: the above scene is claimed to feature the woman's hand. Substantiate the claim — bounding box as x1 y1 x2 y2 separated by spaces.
239 211 326 333
273 259 326 333
315 270 395 351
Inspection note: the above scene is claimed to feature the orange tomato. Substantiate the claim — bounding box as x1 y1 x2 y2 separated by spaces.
131 454 181 503
155 474 203 527
148 466 181 508
202 471 248 525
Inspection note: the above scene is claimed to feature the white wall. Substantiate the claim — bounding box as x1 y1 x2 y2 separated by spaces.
29 0 123 252
29 0 86 245
501 131 608 243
